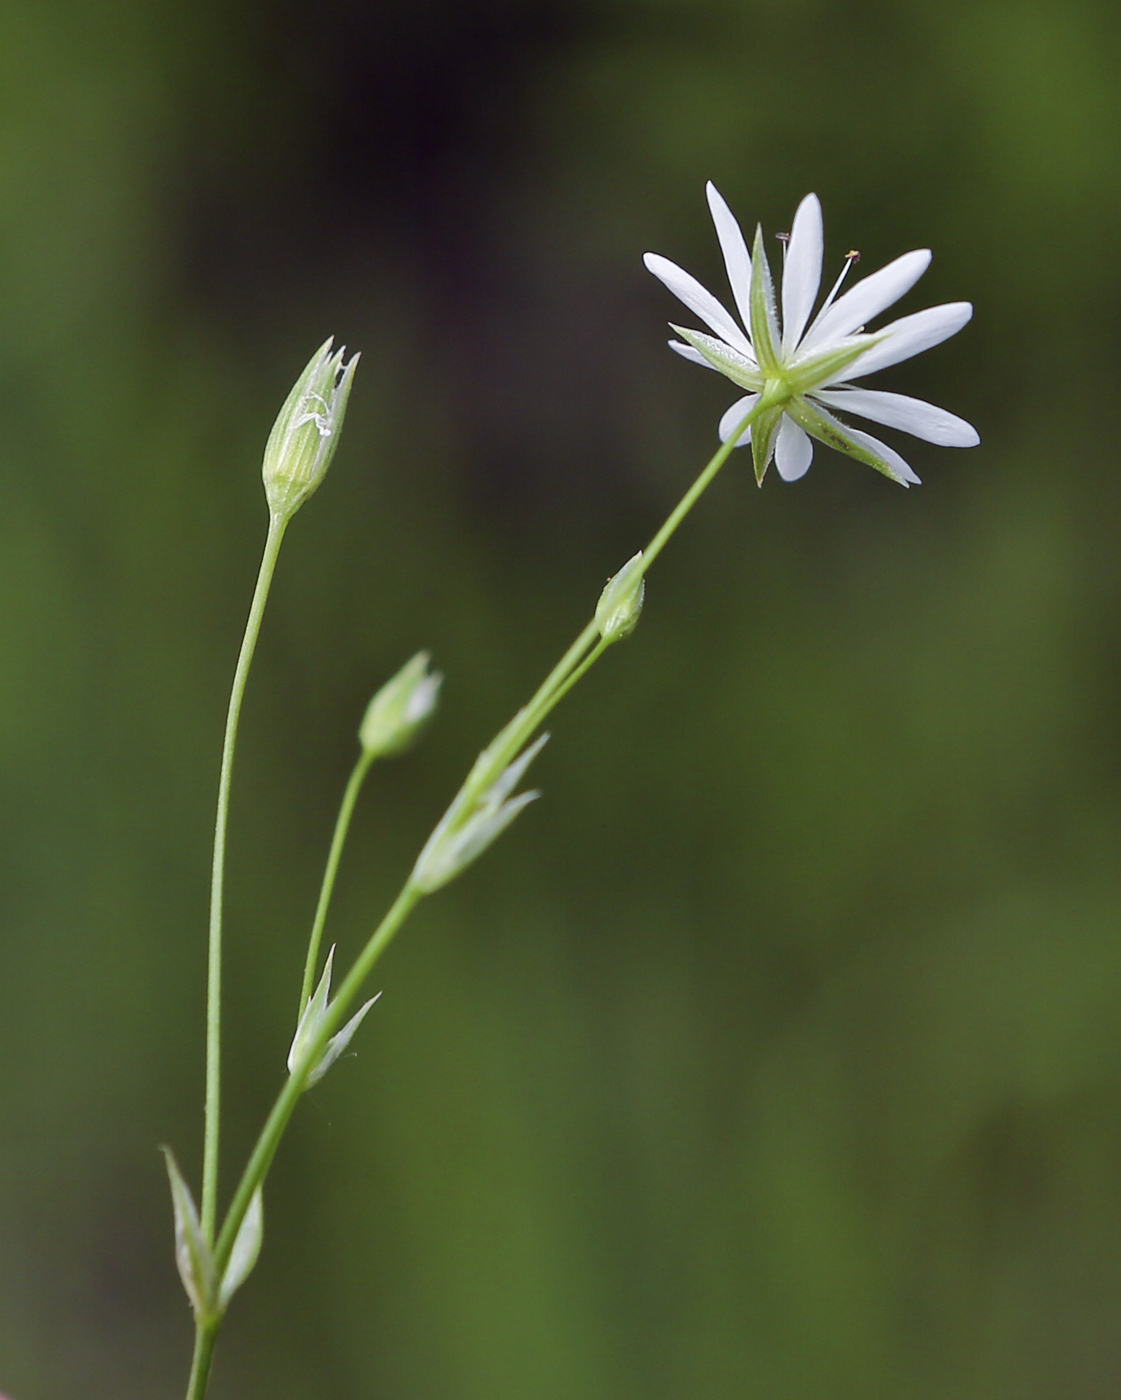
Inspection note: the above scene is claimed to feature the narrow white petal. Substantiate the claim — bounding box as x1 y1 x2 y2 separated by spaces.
813 388 979 447
775 415 814 481
841 302 973 379
669 339 715 368
705 182 753 333
802 249 931 349
718 394 759 446
846 426 921 486
643 252 753 354
781 194 824 353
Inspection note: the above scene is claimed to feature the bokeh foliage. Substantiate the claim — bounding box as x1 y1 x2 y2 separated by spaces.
2 0 1121 1396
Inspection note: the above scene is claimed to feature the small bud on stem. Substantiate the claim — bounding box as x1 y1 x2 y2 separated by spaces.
595 552 646 643
359 652 442 759
261 339 359 520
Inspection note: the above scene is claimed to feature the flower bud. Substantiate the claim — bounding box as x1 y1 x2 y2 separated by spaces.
359 652 442 759
595 551 645 643
262 338 359 519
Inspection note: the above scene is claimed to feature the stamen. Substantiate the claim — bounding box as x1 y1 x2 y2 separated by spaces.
801 249 861 342
776 231 790 264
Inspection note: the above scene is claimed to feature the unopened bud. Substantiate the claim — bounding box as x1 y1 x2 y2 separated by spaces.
595 552 645 643
262 338 359 519
359 652 442 759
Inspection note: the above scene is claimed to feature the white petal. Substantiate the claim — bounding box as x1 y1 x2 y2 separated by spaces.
813 388 979 446
802 249 931 349
775 415 814 481
846 426 921 486
841 302 973 379
718 394 759 446
781 194 824 353
643 252 753 355
669 339 715 368
705 182 753 333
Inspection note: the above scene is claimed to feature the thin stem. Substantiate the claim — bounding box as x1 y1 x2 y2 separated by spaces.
202 511 288 1244
205 391 774 1314
186 1322 219 1400
639 390 779 575
213 883 422 1277
298 748 376 1016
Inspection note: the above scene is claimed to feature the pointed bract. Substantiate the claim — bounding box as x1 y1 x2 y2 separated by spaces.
412 735 549 893
644 186 978 485
163 1149 216 1321
289 946 382 1090
308 995 382 1088
218 1188 264 1310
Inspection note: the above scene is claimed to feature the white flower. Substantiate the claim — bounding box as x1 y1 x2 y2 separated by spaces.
644 185 978 486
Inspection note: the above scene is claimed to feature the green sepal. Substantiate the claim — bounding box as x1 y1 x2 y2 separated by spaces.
750 405 785 485
785 332 884 396
670 326 763 392
749 227 781 374
785 396 908 485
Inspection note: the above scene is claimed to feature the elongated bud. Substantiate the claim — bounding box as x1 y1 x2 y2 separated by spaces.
262 338 359 519
412 733 548 893
359 652 442 758
288 946 381 1090
596 552 645 643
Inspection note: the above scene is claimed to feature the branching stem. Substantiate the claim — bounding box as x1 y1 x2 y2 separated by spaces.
189 394 769 1400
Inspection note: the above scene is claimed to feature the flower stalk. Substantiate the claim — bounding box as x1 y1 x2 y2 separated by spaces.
200 391 773 1342
202 510 287 1243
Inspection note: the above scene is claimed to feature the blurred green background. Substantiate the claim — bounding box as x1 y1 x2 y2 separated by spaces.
2 0 1121 1396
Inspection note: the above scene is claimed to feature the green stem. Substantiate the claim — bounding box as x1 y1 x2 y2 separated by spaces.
186 1322 218 1400
202 511 288 1244
639 388 780 576
213 883 422 1277
205 391 772 1305
298 748 376 1016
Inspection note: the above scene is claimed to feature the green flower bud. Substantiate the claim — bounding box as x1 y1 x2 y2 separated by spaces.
359 652 442 758
595 551 645 643
262 338 359 519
